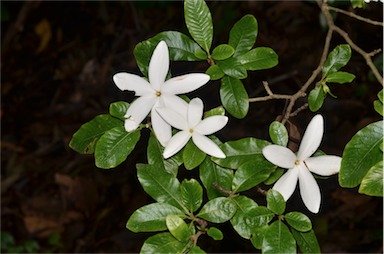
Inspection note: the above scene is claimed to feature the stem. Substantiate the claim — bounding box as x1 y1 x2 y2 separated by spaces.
327 5 384 26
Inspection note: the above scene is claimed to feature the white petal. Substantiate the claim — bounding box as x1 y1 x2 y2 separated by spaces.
124 118 139 132
297 114 324 160
272 167 299 201
192 133 226 158
163 131 191 159
305 155 342 176
262 145 297 169
298 165 321 213
188 98 204 128
149 41 169 91
162 73 210 94
151 107 172 146
161 95 188 119
113 73 153 96
156 107 188 130
125 96 156 125
195 116 228 135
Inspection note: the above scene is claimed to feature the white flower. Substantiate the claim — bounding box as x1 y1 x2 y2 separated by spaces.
262 114 341 213
156 98 228 159
113 41 210 146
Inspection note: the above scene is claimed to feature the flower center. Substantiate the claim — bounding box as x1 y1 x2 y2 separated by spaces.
155 91 161 97
189 129 194 134
294 160 301 165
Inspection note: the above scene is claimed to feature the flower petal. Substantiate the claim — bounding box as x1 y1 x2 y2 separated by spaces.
192 133 226 158
113 73 153 96
124 118 139 132
298 165 321 213
156 107 188 130
124 96 156 127
297 114 324 160
272 167 299 201
262 145 297 169
305 155 342 176
149 41 169 91
163 131 191 159
161 94 188 119
195 116 228 135
162 73 210 94
188 98 204 128
151 107 172 146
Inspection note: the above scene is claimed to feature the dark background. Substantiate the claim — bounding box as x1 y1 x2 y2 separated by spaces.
1 1 382 253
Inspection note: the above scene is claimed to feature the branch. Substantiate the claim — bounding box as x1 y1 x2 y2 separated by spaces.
248 81 293 103
327 5 384 26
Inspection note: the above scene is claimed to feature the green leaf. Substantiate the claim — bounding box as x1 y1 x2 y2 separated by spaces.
183 140 206 170
69 114 123 154
229 14 258 57
308 85 326 112
350 0 366 8
291 229 321 254
322 44 352 77
373 90 383 116
251 225 269 249
220 76 249 119
94 127 140 169
206 65 225 80
137 164 185 211
358 160 383 196
212 44 235 60
166 215 193 242
266 189 286 215
199 157 234 200
184 0 213 53
238 47 278 71
180 179 203 213
207 227 223 240
197 197 237 223
189 246 206 254
262 220 296 254
269 121 288 146
339 121 383 187
217 58 247 79
232 160 274 193
325 71 355 84
127 203 185 232
203 106 225 118
230 195 259 239
284 212 312 232
109 101 129 120
195 49 207 60
213 137 272 169
264 168 284 185
140 232 186 254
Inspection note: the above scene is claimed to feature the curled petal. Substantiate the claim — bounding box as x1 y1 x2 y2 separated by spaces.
188 98 204 128
162 73 210 94
124 118 139 132
113 73 153 96
273 167 299 201
151 107 172 146
262 145 297 169
192 133 226 158
297 114 324 160
156 107 188 130
298 165 321 213
124 96 156 126
149 41 169 91
305 155 342 176
195 116 228 135
163 131 191 159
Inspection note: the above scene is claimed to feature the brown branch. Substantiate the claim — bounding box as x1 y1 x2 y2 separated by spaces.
248 81 294 103
327 5 384 26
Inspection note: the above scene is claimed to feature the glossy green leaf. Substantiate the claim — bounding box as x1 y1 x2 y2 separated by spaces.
213 137 271 169
137 164 185 211
207 227 223 240
322 44 352 77
339 121 383 187
373 90 383 116
251 225 269 249
230 195 259 239
262 220 296 254
229 14 258 57
184 0 213 53
264 168 284 185
220 76 249 119
197 197 237 223
350 0 366 8
358 160 383 196
195 49 207 60
166 215 193 242
126 203 185 232
180 179 203 213
291 229 321 254
308 85 326 112
94 127 140 169
205 65 225 80
140 232 186 254
269 121 288 146
212 44 235 60
266 189 286 215
325 71 355 84
109 101 129 120
69 114 123 154
217 58 247 79
203 106 225 118
284 212 312 232
189 246 206 254
232 160 274 193
238 47 278 71
199 157 234 200
183 140 206 170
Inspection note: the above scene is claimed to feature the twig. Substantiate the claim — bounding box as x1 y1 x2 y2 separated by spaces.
327 5 384 26
290 103 309 118
248 81 294 102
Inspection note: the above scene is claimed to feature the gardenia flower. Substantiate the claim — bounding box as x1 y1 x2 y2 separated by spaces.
113 41 210 146
156 98 228 159
262 114 341 213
